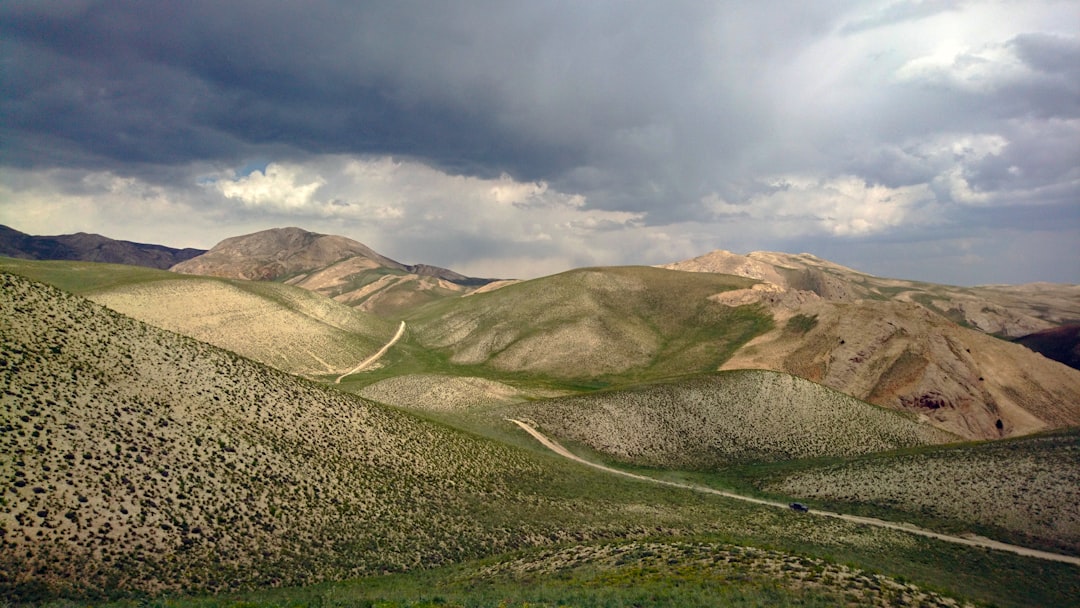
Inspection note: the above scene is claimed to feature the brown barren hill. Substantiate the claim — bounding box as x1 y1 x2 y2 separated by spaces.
662 250 1080 440
171 227 497 315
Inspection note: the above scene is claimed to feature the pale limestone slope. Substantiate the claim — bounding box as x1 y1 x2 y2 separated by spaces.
724 298 1080 440
89 278 395 377
662 249 1078 336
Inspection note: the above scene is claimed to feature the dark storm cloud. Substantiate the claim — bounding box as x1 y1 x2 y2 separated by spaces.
2 1 1078 284
0 1 839 202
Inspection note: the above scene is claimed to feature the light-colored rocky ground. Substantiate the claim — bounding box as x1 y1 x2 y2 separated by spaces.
661 249 1079 336
721 297 1080 440
359 374 559 411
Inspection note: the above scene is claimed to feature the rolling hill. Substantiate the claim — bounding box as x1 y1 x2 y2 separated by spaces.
0 258 396 379
406 265 771 385
171 227 496 316
501 371 957 468
0 224 205 270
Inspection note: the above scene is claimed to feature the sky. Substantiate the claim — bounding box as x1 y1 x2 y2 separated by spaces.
1 1 1078 284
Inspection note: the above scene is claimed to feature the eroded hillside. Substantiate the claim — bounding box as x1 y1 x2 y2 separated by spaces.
662 249 1080 336
722 298 1080 439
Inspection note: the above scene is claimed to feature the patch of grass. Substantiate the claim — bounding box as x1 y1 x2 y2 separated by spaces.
784 313 818 335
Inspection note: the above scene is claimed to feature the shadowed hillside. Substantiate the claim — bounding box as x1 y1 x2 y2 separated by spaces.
0 225 204 270
1014 324 1080 371
408 266 772 385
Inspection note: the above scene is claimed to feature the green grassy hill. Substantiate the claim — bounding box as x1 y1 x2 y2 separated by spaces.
501 371 957 468
0 258 395 378
6 273 1080 606
406 266 771 386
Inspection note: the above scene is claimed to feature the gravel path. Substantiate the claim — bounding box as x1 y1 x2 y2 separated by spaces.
506 418 1080 566
335 321 406 383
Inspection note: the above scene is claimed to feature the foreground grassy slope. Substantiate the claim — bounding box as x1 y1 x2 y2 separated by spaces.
149 541 976 608
758 428 1080 556
407 266 771 385
0 258 395 377
5 274 1080 606
0 272 598 597
502 371 957 468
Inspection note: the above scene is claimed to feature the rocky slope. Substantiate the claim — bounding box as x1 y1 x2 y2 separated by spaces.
0 225 204 269
661 250 1080 439
171 227 495 315
661 249 1080 337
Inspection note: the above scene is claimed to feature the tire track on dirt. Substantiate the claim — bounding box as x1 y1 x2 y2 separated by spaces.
335 321 406 383
506 418 1080 566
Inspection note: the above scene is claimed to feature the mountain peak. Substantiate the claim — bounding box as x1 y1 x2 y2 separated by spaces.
170 227 404 281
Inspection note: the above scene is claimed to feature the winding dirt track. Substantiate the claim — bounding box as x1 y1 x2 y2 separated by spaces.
335 321 406 384
506 418 1080 566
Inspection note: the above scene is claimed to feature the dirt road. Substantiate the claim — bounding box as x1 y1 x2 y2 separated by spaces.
505 418 1080 566
335 321 406 384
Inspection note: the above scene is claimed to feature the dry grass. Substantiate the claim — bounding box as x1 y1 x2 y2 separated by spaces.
764 430 1080 555
0 273 610 597
358 374 561 412
89 279 395 377
502 371 956 468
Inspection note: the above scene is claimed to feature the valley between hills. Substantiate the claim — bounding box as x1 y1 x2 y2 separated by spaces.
2 226 1080 607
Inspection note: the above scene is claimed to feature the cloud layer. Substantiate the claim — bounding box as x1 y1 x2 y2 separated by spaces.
1 1 1077 284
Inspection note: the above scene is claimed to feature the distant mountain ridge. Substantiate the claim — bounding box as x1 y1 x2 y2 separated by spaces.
171 227 498 314
0 224 205 269
661 249 1080 337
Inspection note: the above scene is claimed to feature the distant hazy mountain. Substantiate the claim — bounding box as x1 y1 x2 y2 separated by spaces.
0 224 205 269
171 227 496 315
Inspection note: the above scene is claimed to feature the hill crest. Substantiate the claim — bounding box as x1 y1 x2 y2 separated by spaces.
0 224 205 269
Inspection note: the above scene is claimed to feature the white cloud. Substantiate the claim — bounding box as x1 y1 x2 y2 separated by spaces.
216 163 326 210
705 175 935 237
896 39 1038 92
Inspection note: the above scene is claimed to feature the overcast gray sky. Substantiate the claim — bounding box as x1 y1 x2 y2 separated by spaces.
1 0 1077 284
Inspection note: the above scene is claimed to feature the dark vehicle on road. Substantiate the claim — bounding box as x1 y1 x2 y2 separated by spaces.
789 502 809 512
